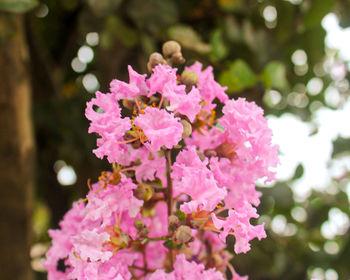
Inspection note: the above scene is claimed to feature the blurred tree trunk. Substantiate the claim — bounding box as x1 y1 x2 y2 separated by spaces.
0 14 34 280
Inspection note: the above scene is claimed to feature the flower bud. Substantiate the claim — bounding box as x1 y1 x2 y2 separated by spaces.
162 41 181 58
133 183 153 201
168 215 180 234
180 119 192 139
171 51 186 64
147 52 166 72
181 70 198 90
175 225 192 243
162 41 185 65
134 219 149 238
134 219 145 231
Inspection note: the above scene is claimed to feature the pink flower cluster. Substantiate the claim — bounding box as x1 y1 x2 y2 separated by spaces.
44 54 279 280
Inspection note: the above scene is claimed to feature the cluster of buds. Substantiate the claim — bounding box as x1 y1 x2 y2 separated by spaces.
44 41 279 280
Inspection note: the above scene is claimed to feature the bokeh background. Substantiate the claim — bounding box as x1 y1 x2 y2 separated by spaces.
1 0 350 279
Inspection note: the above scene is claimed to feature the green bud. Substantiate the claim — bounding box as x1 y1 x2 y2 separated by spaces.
133 183 153 201
181 70 198 90
134 219 145 230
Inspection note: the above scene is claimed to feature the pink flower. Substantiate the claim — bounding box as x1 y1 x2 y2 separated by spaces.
211 202 266 254
219 98 279 183
43 202 87 279
147 64 177 96
85 91 132 164
232 272 248 280
133 107 183 151
148 64 202 122
164 84 202 123
134 202 169 271
85 174 143 232
44 174 143 279
146 254 225 280
185 128 225 153
173 254 225 279
209 157 261 209
172 146 227 213
68 249 138 280
110 65 148 99
147 269 176 280
72 229 112 262
186 61 228 107
130 147 166 183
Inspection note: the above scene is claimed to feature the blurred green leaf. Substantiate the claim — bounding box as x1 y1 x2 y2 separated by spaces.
274 1 295 43
224 15 241 42
261 61 288 90
174 209 187 222
168 24 211 54
332 137 350 156
87 0 122 16
101 16 138 49
141 34 156 57
293 164 304 180
128 0 178 34
0 0 38 13
304 0 335 28
163 240 182 249
217 0 244 12
210 29 228 61
219 59 257 93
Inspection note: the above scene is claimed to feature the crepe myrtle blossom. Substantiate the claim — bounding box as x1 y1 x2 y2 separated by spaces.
45 41 279 280
133 107 183 152
110 65 148 100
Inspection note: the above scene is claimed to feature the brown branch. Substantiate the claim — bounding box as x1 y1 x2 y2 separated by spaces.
165 149 174 268
165 149 173 217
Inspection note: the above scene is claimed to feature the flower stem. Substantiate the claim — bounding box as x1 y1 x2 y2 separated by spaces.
158 94 164 109
134 97 141 112
165 149 173 217
165 149 174 268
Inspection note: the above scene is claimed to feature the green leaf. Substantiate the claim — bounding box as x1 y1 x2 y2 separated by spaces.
87 0 122 16
101 16 138 49
127 0 178 35
304 0 335 28
210 29 228 61
260 61 288 90
219 59 257 93
217 0 243 12
174 210 187 222
163 240 182 249
0 0 38 13
168 25 211 54
293 164 304 180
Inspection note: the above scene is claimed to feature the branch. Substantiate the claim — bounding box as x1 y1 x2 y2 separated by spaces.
165 149 174 268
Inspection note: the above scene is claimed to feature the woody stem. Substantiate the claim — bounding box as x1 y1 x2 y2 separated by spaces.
165 149 174 268
165 149 173 217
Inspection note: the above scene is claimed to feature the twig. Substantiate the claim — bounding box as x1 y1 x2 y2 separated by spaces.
165 149 174 268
